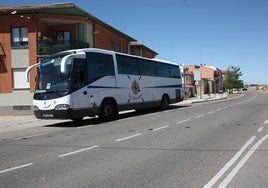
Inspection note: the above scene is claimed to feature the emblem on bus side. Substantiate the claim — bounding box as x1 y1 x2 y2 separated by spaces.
131 80 140 95
127 77 143 103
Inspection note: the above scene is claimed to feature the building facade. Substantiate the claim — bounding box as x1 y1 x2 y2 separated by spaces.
0 3 157 111
184 65 224 97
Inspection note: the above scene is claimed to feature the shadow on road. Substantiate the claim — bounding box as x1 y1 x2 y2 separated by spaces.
44 104 191 128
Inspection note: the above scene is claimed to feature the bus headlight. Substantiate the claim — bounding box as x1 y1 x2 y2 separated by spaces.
54 104 70 110
33 105 39 111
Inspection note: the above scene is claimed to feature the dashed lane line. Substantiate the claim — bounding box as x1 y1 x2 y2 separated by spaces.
153 125 170 131
13 133 49 141
258 126 264 132
0 163 33 174
115 133 143 142
176 119 191 124
58 145 99 158
195 114 205 118
207 111 215 115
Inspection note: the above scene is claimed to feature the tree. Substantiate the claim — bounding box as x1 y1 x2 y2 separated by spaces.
223 66 243 93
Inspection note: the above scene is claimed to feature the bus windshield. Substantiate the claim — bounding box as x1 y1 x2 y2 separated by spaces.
35 53 72 96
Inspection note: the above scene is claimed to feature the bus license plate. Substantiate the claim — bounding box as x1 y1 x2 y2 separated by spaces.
43 114 54 118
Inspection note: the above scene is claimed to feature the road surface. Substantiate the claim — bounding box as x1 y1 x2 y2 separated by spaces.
0 91 268 188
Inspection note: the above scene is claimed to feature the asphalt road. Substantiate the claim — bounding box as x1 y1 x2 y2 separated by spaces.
0 91 268 188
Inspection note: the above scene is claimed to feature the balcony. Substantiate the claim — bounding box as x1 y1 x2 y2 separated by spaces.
37 39 89 56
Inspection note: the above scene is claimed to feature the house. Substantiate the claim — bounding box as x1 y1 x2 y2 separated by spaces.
185 65 223 97
0 3 157 112
181 66 195 98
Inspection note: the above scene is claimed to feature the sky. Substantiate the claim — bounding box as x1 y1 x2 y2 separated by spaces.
1 0 268 84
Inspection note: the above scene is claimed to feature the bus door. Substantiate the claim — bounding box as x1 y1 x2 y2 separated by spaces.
71 59 90 110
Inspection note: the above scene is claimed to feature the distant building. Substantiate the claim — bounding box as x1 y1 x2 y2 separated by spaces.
130 41 158 59
0 3 157 111
184 65 224 97
181 65 195 98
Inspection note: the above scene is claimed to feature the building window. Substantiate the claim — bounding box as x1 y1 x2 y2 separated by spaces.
13 68 29 89
11 27 28 47
111 40 115 51
56 31 70 41
119 44 124 53
56 31 71 46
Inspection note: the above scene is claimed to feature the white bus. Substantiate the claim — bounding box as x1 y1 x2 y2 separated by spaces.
26 48 184 121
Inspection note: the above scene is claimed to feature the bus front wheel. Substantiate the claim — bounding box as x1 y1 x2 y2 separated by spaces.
99 99 117 121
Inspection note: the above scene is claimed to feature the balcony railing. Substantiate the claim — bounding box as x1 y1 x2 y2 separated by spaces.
37 39 89 56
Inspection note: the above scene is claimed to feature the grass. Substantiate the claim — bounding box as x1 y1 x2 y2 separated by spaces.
227 92 242 99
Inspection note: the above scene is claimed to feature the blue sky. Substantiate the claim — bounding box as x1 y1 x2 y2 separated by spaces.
1 0 268 84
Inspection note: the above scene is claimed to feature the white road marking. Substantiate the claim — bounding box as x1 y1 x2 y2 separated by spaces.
75 125 94 129
216 108 222 111
207 111 215 115
203 136 256 188
196 114 205 118
264 120 268 124
0 163 33 174
258 126 264 132
117 117 135 122
218 134 268 188
115 133 142 142
176 119 191 124
58 145 99 158
153 125 170 131
143 112 160 117
13 133 49 141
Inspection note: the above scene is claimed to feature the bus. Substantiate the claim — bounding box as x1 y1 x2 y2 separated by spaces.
26 48 184 121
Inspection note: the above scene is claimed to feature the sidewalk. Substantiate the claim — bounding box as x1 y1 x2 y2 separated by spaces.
0 93 228 133
179 93 228 105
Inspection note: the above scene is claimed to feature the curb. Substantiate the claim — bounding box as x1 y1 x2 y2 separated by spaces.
191 97 227 103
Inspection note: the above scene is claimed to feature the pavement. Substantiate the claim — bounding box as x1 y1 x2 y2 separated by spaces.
179 93 227 105
0 93 228 133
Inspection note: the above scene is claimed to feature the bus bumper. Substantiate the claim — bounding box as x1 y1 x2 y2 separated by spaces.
34 109 71 119
34 108 98 120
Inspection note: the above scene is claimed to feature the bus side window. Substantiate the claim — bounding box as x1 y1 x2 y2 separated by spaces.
169 65 181 78
139 59 156 76
116 54 139 75
156 63 170 77
86 52 115 84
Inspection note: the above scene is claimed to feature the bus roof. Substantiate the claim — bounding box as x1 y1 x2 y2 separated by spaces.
58 48 179 66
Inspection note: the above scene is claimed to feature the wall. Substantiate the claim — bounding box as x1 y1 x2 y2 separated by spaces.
0 14 36 94
76 23 93 47
94 24 129 53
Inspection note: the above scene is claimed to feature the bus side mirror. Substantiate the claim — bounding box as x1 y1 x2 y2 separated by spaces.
25 63 40 82
61 52 86 74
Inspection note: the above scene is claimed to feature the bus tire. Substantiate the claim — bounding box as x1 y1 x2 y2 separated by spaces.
99 99 117 121
71 117 83 122
160 95 169 110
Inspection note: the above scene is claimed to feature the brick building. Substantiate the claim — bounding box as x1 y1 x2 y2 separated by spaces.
0 3 157 111
185 65 223 97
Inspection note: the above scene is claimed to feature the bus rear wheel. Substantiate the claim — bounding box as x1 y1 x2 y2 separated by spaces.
160 95 170 110
99 99 117 121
